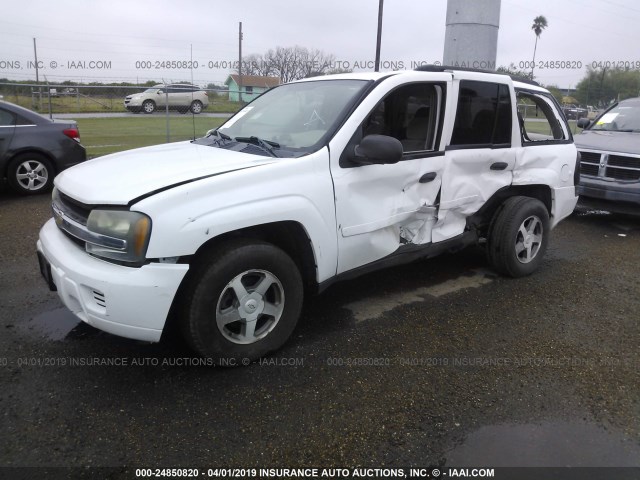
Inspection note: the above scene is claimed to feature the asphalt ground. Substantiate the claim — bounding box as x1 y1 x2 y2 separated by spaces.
0 190 638 478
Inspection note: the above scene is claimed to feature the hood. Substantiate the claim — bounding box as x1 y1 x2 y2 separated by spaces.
575 130 640 156
55 141 274 205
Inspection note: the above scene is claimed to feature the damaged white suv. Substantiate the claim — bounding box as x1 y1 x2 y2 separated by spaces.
37 67 579 363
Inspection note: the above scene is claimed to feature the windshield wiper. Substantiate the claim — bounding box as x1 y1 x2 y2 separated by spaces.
234 136 280 157
202 129 233 146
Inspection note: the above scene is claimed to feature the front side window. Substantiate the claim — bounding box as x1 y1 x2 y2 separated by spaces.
517 90 568 143
362 83 442 153
218 79 369 152
450 80 512 147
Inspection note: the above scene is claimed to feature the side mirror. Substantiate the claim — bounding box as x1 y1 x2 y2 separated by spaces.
157 90 163 95
353 134 403 165
577 118 591 129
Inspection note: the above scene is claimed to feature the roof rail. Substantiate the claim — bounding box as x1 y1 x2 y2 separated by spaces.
414 64 540 87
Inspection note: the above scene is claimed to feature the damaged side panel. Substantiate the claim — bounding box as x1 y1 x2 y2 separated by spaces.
334 155 444 274
433 148 515 242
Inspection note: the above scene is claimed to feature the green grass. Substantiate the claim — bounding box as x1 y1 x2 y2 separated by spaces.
1 93 242 115
74 117 581 158
77 117 225 157
524 119 579 136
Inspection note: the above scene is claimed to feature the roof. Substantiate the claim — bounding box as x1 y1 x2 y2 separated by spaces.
225 74 281 88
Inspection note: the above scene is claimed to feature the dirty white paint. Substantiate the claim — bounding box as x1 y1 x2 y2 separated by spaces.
345 270 494 322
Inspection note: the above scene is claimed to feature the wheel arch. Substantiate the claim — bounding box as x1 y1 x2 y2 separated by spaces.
188 220 318 291
3 148 58 178
162 220 318 342
467 184 552 236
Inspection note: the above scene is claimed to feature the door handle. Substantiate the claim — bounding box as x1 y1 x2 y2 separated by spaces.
490 162 508 171
419 172 437 183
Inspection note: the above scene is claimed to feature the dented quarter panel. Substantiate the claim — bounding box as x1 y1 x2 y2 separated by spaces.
513 143 579 226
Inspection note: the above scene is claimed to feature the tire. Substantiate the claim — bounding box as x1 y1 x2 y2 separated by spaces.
487 196 550 277
7 153 54 195
180 240 303 364
142 100 156 114
190 100 203 114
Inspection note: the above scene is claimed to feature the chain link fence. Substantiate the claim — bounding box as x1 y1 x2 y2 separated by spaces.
0 82 244 158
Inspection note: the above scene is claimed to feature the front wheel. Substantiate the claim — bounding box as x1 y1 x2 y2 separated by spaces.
142 100 156 114
190 100 203 114
180 240 303 364
487 196 550 277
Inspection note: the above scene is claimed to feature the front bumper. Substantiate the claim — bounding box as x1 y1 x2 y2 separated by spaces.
37 218 189 342
578 177 640 205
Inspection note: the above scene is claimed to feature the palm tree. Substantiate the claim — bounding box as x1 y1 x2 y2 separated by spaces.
531 15 548 79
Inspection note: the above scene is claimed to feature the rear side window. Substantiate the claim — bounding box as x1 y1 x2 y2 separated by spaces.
450 80 512 147
0 108 16 126
516 91 568 143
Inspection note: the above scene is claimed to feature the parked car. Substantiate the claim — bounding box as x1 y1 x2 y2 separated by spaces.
586 105 600 120
562 104 587 120
576 97 640 213
38 68 579 363
0 100 86 195
124 84 209 114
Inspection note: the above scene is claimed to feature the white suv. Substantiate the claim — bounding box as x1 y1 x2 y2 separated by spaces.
124 84 208 114
38 68 579 363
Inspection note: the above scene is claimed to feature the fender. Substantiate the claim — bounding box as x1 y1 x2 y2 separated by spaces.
134 149 338 283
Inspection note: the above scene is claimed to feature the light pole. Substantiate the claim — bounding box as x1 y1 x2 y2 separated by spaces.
375 0 384 72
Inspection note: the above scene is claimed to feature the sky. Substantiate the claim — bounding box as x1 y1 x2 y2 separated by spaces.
1 0 639 89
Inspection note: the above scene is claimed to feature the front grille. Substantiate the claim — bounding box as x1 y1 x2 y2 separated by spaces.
57 192 91 225
605 167 640 181
581 164 599 176
579 151 640 181
580 151 601 163
579 151 601 177
608 155 640 168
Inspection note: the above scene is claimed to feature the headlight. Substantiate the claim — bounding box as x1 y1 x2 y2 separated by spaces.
85 210 152 264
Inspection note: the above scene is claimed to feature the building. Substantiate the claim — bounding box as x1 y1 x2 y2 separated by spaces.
225 74 281 102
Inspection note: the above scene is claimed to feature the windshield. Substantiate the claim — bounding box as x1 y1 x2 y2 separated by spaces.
590 101 640 132
143 88 160 94
218 79 369 152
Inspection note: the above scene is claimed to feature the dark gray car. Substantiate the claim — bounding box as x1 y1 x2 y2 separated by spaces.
576 97 640 214
0 101 87 195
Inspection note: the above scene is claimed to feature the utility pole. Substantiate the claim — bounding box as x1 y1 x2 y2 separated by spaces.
374 0 384 72
33 38 42 109
238 22 243 103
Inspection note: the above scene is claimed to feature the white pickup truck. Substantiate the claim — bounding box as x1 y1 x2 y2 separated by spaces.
37 67 579 363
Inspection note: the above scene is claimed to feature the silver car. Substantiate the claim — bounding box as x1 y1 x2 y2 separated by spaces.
124 84 209 114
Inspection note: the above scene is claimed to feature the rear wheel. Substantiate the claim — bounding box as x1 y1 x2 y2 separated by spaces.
487 196 550 277
180 240 303 364
7 153 54 195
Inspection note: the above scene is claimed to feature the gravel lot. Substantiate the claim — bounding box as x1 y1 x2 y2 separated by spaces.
0 190 639 476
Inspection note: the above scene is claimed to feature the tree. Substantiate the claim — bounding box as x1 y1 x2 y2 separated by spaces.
497 63 534 80
237 46 336 83
531 15 548 79
574 67 640 107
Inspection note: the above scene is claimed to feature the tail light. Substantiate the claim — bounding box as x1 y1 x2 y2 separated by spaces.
204 92 208 96
63 128 80 143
